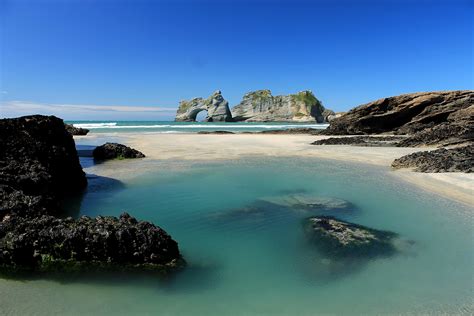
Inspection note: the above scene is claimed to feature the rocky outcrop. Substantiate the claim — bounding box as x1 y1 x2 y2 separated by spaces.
65 124 89 136
0 213 183 274
231 90 329 123
303 216 399 259
324 91 473 139
0 115 183 275
0 115 87 218
175 90 233 122
397 105 473 147
312 136 405 146
93 143 145 160
391 145 474 172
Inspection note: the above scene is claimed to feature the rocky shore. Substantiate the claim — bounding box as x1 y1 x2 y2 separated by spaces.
313 90 474 172
0 115 183 275
392 145 474 173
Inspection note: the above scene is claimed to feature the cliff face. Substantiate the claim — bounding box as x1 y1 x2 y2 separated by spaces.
324 90 473 136
231 90 328 123
175 90 233 122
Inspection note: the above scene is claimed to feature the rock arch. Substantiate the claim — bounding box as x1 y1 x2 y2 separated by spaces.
175 90 233 122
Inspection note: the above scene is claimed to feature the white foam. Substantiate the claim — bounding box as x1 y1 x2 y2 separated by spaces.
73 122 117 128
72 123 329 129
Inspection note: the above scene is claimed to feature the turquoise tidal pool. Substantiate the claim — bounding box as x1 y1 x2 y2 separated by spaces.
1 157 472 315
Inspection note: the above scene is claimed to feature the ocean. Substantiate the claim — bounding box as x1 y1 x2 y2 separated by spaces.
67 121 329 133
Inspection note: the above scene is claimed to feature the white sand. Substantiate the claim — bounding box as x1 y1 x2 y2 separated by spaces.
78 133 474 206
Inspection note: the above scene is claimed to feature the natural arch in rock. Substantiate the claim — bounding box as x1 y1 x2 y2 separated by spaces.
175 90 233 122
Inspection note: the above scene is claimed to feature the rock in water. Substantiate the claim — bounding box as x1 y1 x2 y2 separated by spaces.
391 145 474 172
303 216 399 259
65 123 89 136
0 115 184 275
324 90 473 138
93 143 145 160
175 90 233 122
231 90 329 123
261 194 352 213
0 115 87 218
0 213 184 274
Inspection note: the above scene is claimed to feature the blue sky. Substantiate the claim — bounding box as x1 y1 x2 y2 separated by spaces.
1 0 472 120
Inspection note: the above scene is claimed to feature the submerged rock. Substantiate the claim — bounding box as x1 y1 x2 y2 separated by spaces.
175 90 233 122
210 194 353 226
261 194 352 213
391 145 474 172
65 123 89 136
93 143 145 160
303 216 399 259
231 90 330 123
0 212 184 274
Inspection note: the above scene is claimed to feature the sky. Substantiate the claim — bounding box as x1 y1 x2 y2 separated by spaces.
0 0 472 120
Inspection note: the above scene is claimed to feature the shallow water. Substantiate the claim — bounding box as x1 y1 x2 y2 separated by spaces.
1 157 472 315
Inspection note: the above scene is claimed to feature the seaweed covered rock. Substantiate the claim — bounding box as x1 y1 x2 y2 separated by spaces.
0 115 87 218
391 145 474 172
65 123 89 136
93 143 145 160
303 216 398 259
0 212 184 274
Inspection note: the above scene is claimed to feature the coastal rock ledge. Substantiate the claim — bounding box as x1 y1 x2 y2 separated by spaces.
0 115 183 275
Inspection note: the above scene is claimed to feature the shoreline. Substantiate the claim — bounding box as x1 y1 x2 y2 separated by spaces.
75 133 474 207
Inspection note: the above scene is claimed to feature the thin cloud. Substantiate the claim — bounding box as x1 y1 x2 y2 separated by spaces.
0 100 178 120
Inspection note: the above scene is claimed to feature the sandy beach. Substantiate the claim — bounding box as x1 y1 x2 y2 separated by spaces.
76 133 474 206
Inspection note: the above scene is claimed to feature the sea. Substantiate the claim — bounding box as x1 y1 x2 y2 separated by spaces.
66 120 329 133
0 123 472 315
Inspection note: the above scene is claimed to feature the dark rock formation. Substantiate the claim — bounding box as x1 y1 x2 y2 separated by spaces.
197 131 235 134
231 90 330 123
0 115 183 275
0 213 184 274
0 115 87 218
65 123 89 136
93 143 145 160
175 90 233 122
324 91 473 138
303 216 398 259
255 128 322 135
391 145 474 172
397 105 474 147
312 136 405 147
